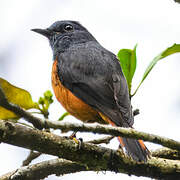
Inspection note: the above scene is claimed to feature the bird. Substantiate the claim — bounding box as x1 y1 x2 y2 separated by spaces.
32 20 150 162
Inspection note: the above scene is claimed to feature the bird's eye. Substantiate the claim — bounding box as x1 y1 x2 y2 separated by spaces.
64 24 73 32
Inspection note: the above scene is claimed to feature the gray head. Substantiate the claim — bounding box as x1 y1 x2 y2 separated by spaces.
32 20 97 54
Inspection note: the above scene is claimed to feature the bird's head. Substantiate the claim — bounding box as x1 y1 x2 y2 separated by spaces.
32 20 96 55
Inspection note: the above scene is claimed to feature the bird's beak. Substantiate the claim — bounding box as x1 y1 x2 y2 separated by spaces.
31 28 52 38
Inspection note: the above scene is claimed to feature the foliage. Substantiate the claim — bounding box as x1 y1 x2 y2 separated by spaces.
38 90 53 118
0 78 54 119
0 78 37 120
117 44 137 95
117 44 180 97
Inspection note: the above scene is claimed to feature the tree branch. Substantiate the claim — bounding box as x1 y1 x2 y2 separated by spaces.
174 0 180 3
0 120 180 179
0 86 180 152
45 121 180 151
86 136 114 144
22 136 114 167
22 151 42 166
152 148 180 160
1 84 180 179
0 158 89 180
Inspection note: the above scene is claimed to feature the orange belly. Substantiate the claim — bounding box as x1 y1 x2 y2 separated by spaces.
51 60 104 123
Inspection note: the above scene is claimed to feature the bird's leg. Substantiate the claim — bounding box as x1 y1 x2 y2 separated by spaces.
69 131 83 149
69 131 77 140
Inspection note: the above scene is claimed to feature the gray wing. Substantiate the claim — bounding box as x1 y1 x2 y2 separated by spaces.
57 42 134 127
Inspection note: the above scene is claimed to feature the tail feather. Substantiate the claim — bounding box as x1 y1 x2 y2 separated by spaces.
118 137 150 162
98 113 150 162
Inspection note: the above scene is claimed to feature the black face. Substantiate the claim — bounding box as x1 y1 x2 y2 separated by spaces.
31 20 88 39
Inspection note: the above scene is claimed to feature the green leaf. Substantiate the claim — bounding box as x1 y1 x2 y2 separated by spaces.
132 44 180 96
117 45 137 95
37 90 54 118
0 77 37 119
44 90 53 103
59 112 69 121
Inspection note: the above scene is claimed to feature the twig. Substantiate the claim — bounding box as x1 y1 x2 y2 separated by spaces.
0 120 180 179
86 136 114 144
133 109 139 116
22 151 42 166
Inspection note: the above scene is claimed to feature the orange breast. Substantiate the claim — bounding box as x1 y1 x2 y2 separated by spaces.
51 60 103 123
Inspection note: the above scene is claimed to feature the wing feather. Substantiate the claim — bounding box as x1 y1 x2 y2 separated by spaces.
57 42 134 127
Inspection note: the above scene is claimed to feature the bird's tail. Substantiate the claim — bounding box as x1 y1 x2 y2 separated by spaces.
98 112 150 161
118 137 150 162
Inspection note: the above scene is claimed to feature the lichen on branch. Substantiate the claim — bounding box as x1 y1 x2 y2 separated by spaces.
0 120 180 180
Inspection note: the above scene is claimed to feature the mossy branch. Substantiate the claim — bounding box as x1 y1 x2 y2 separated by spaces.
0 158 89 180
1 149 179 180
0 86 180 152
1 85 180 179
0 120 180 180
152 148 180 160
44 121 180 151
